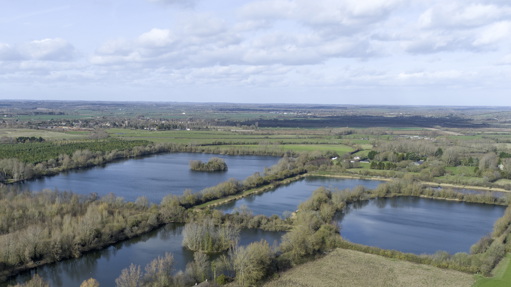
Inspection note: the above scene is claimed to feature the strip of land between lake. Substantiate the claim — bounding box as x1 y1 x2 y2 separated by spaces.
196 173 510 211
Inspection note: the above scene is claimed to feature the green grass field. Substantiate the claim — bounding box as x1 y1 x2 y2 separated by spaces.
279 144 353 154
494 179 511 187
436 174 488 186
474 254 511 287
445 166 477 177
264 248 475 287
0 129 87 140
107 128 355 154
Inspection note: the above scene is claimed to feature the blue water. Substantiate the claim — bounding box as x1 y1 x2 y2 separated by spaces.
17 153 279 202
338 197 506 254
6 224 284 287
215 176 384 217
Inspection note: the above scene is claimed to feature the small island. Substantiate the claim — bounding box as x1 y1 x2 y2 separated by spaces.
189 157 228 172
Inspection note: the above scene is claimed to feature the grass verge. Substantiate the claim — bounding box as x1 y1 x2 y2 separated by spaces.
474 253 511 287
264 248 475 287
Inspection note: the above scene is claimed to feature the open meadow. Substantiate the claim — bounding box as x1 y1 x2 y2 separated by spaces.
264 248 476 287
474 254 511 287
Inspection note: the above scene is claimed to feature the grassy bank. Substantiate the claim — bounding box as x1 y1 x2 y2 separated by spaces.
312 171 511 195
474 254 511 287
264 248 475 287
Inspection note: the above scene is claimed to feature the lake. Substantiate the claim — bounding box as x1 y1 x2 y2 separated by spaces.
5 224 284 287
338 197 506 254
16 153 279 202
215 176 385 217
9 154 508 285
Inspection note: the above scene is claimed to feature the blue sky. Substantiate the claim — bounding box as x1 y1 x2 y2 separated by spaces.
1 0 510 105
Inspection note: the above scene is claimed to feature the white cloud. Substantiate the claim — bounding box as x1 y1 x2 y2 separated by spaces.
0 43 22 61
0 39 77 62
138 29 175 48
501 54 511 65
182 15 227 37
240 0 405 33
397 70 465 81
3 0 511 104
20 38 77 61
473 21 511 46
405 32 470 54
146 0 198 8
96 39 132 56
419 3 510 29
92 22 375 69
91 15 235 67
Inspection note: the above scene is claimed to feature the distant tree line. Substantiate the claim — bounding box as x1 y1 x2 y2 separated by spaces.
0 136 44 144
0 139 298 183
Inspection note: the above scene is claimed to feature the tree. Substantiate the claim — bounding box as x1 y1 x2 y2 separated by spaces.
13 275 50 287
189 157 228 172
442 147 463 166
159 195 186 222
186 251 209 282
80 278 100 287
479 152 499 171
500 158 511 179
182 219 239 253
116 264 142 287
233 240 273 287
143 252 174 287
435 148 443 157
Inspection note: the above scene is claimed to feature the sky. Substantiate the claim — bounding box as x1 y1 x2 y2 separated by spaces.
1 0 511 106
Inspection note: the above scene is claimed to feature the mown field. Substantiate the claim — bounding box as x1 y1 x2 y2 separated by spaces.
0 129 87 140
264 248 476 287
474 254 511 287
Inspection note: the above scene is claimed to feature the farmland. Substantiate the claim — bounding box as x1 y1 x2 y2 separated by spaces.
2 101 511 286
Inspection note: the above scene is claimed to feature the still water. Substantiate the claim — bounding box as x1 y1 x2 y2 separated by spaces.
9 153 508 285
338 197 506 254
215 176 385 217
7 224 284 287
17 153 279 202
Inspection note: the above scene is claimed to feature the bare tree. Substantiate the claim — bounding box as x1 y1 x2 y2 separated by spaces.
143 252 174 287
233 240 272 287
80 278 100 287
116 264 142 287
13 274 49 287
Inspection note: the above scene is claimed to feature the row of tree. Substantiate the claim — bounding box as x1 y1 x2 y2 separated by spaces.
0 187 167 281
0 139 299 183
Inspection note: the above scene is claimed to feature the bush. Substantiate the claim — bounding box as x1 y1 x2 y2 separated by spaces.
190 158 228 172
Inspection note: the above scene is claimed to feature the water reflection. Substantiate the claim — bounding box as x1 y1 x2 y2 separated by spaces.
338 197 506 254
216 177 385 217
15 153 279 203
7 224 284 287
